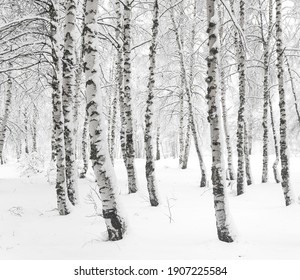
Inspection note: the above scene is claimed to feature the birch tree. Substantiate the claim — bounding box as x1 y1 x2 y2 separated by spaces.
236 0 246 195
261 0 273 183
144 0 160 207
122 0 138 193
275 0 294 206
62 0 78 206
84 0 126 240
115 0 138 194
269 95 281 183
50 0 72 215
79 112 89 178
206 0 234 243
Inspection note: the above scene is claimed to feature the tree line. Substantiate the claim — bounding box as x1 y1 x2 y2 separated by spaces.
0 0 299 242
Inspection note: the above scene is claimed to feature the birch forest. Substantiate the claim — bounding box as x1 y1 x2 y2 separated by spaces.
1 0 300 260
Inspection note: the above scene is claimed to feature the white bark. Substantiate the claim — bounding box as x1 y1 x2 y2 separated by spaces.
206 0 234 243
236 0 246 196
50 1 72 215
84 0 126 240
122 0 138 193
275 0 294 206
144 0 160 207
261 0 273 183
62 0 78 205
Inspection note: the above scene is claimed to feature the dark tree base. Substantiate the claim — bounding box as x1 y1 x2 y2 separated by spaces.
200 175 206 188
103 209 126 241
150 198 159 207
218 228 234 243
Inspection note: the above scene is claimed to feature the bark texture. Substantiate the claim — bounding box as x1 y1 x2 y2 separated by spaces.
261 0 273 183
269 96 281 183
62 0 78 205
50 1 71 215
115 0 138 193
244 122 252 185
79 112 89 178
206 0 234 243
144 0 160 207
84 0 126 240
155 126 161 161
275 0 294 206
122 0 138 193
236 0 246 196
109 90 118 165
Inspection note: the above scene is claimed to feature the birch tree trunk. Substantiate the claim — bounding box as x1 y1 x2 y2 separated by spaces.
114 0 137 193
236 0 246 196
244 122 252 185
218 3 235 180
261 44 270 183
24 112 29 154
122 0 138 193
107 67 114 154
181 122 191 169
261 0 273 183
73 14 85 155
156 126 161 161
62 0 78 205
79 112 89 178
275 0 294 206
269 95 281 183
144 0 159 207
181 0 196 170
115 0 127 165
206 0 234 243
32 106 38 153
178 4 186 168
109 90 118 165
178 87 185 167
50 1 71 215
0 70 12 164
84 0 126 240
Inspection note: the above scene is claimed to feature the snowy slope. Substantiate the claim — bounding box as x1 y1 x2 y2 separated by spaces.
1 154 300 260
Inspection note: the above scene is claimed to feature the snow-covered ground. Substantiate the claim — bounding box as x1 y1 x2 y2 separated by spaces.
1 153 300 260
